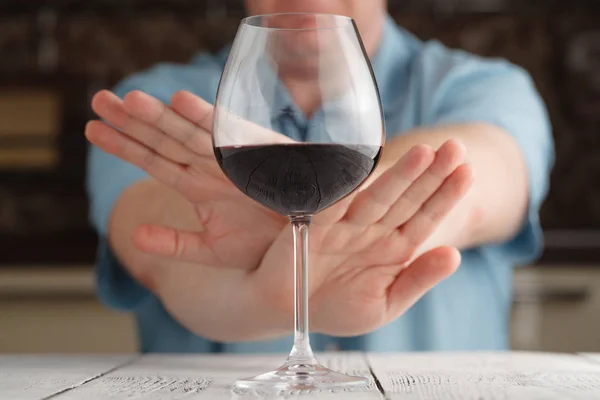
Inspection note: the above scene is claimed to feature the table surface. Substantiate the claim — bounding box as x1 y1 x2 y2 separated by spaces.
2 352 600 399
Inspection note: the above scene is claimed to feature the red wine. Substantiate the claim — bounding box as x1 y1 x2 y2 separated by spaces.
215 144 381 216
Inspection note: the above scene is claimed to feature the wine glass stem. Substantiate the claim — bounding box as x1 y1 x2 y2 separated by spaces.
287 216 317 366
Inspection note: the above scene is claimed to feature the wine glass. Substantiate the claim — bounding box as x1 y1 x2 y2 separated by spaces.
212 12 385 390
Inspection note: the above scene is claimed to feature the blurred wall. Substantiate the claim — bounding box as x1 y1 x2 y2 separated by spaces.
0 1 599 265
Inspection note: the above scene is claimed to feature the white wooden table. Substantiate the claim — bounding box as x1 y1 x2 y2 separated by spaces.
2 352 600 399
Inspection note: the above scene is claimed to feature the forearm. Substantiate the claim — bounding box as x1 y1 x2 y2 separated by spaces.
381 122 529 251
108 179 290 341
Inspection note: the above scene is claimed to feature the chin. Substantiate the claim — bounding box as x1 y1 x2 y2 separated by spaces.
251 0 351 17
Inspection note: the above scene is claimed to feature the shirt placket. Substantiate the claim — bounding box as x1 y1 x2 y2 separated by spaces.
276 105 309 142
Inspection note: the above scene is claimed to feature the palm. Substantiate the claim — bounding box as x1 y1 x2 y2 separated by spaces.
132 160 288 269
194 197 285 269
252 218 455 337
311 224 409 334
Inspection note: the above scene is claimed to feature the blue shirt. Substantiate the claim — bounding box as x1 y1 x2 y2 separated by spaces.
87 15 554 353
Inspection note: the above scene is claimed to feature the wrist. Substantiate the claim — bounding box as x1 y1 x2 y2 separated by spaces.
160 274 293 343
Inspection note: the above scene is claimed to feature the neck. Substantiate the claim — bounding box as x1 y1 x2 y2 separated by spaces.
281 13 386 117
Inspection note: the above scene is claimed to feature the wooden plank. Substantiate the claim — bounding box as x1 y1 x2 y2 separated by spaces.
580 354 600 365
0 355 134 400
367 352 600 399
53 352 383 399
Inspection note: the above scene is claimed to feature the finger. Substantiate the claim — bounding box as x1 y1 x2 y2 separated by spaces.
172 90 296 146
124 90 214 157
85 120 226 201
401 164 473 247
90 89 129 129
92 90 196 165
133 224 226 266
386 246 460 319
170 90 215 132
343 145 435 225
380 139 466 227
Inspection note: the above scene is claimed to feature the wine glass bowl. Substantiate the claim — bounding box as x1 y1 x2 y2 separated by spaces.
212 12 385 390
214 143 381 217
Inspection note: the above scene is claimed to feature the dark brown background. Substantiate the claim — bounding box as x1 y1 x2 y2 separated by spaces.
1 0 599 265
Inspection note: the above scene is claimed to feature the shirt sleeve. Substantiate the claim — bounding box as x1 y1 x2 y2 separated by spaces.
420 43 555 266
86 62 221 311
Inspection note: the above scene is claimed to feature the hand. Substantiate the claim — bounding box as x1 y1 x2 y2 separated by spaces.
86 89 473 340
87 90 287 272
252 139 473 336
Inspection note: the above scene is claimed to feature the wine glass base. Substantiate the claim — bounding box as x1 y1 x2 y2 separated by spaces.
234 363 369 391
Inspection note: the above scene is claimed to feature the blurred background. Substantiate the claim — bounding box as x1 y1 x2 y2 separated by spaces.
0 0 599 354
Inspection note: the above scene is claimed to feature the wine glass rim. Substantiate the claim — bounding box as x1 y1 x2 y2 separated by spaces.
241 12 353 31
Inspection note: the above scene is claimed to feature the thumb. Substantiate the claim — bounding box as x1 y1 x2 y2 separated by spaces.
132 224 223 266
386 246 460 320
